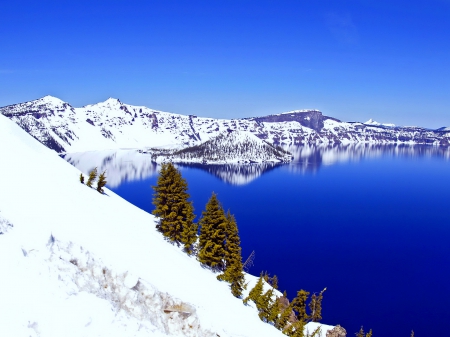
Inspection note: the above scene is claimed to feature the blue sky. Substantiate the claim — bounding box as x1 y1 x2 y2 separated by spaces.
1 0 449 127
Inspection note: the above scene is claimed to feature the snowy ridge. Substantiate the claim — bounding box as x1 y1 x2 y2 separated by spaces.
150 130 293 164
364 119 395 127
0 114 339 336
1 96 449 154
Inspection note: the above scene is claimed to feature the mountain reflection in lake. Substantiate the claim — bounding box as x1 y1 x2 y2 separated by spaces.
62 144 450 186
62 144 450 336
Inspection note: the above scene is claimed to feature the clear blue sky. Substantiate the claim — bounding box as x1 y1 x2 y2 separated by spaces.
1 0 449 127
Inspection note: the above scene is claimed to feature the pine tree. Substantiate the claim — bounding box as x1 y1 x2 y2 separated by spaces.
258 288 274 322
309 287 326 322
198 192 227 271
79 173 84 184
217 211 245 297
243 274 264 305
268 296 281 324
181 201 198 255
290 319 307 337
96 170 107 193
356 326 373 337
86 167 97 187
410 330 414 337
276 302 293 331
152 163 196 248
292 289 310 322
272 274 279 289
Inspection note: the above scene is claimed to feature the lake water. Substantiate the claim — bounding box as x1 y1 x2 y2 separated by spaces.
63 144 450 336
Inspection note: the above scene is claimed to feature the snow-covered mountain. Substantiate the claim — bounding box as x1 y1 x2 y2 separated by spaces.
2 96 449 154
0 114 341 336
149 130 293 164
363 119 395 127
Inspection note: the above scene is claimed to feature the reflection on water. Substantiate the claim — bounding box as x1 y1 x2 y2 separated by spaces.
62 150 159 187
177 162 283 185
286 143 450 174
62 145 450 186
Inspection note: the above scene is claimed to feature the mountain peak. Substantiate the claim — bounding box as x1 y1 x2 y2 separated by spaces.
103 97 121 104
36 95 68 106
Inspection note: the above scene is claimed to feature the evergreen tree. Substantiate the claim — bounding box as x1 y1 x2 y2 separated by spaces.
180 201 198 255
96 170 107 194
268 296 281 324
276 302 293 331
152 163 196 248
309 287 326 322
243 274 264 305
290 319 306 337
410 330 414 337
86 167 97 187
217 211 245 297
79 173 84 184
292 289 310 322
198 193 227 271
258 288 275 322
272 274 279 289
356 327 372 337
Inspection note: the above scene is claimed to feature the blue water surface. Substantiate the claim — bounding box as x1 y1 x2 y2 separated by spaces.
80 146 450 336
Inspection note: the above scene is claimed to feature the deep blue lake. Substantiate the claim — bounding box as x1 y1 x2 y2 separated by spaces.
63 145 450 336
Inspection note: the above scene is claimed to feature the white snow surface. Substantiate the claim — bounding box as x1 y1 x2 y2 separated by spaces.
0 114 294 336
364 119 395 127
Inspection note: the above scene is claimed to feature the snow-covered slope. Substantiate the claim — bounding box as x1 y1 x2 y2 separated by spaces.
150 130 293 164
2 96 449 154
0 114 340 336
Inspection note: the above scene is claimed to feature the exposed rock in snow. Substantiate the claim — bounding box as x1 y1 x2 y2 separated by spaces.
1 96 449 154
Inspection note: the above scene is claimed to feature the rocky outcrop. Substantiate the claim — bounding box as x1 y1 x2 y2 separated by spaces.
326 325 347 337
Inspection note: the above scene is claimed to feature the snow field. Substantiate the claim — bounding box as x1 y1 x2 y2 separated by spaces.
0 114 287 336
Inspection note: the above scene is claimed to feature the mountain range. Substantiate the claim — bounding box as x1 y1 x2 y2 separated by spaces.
1 96 449 154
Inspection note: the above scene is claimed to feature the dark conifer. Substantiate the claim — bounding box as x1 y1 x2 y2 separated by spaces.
272 274 279 289
80 173 84 184
86 167 97 187
217 211 245 297
152 163 196 248
292 289 310 322
276 302 293 331
356 327 373 337
243 274 264 305
309 287 326 322
198 193 227 271
181 201 197 255
258 288 275 322
291 319 307 337
268 296 281 325
96 171 107 193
